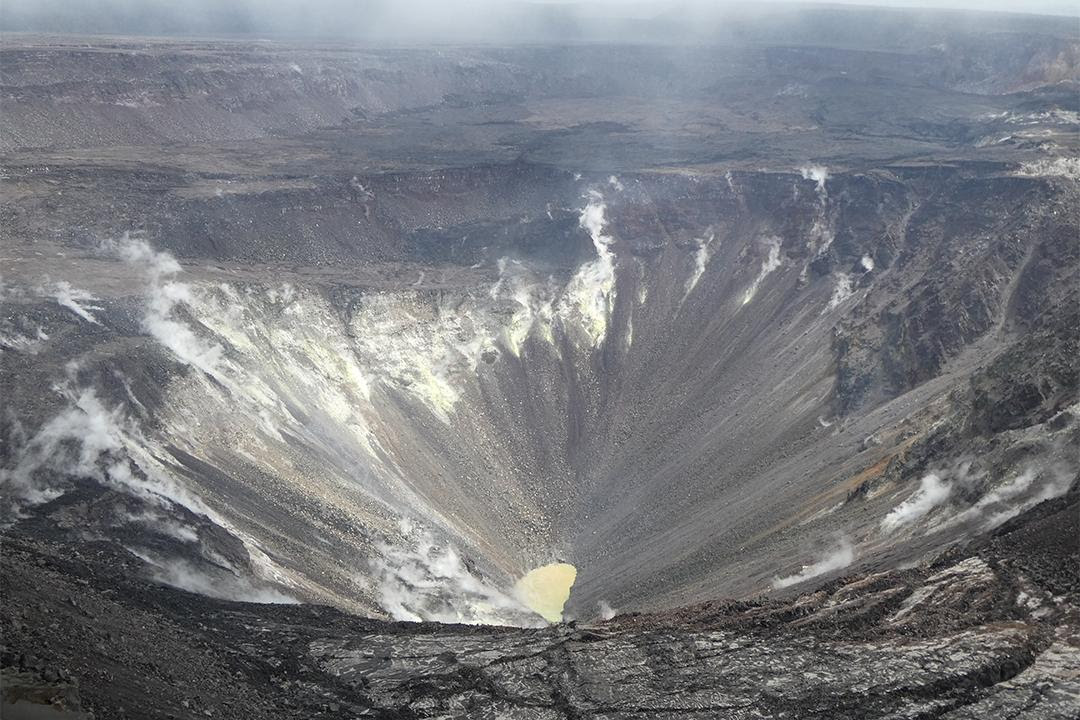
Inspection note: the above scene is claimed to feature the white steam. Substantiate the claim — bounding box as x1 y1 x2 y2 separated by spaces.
799 164 829 197
371 520 541 626
0 326 48 354
742 235 783 305
0 368 213 518
128 548 297 604
598 599 617 620
106 236 224 377
1 381 122 507
489 191 626 352
123 509 200 543
557 191 618 346
795 164 835 273
977 468 1036 506
487 191 620 353
948 462 1076 530
683 231 716 301
880 473 952 534
883 446 1077 537
0 363 312 602
51 281 102 324
829 255 873 308
773 536 854 589
491 257 558 357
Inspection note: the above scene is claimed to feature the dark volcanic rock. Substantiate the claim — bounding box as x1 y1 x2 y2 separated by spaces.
1 488 1077 719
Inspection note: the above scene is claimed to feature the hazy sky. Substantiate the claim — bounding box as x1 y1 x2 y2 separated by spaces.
2 0 1076 41
548 0 1079 13
594 0 1079 14
5 0 1078 18
740 0 1079 15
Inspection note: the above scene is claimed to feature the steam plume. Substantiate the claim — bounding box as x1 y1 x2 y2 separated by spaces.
742 236 783 305
557 191 618 346
773 536 854 589
105 236 224 377
51 281 103 324
128 548 297 604
880 473 952 533
683 231 716 301
799 165 829 198
371 520 542 627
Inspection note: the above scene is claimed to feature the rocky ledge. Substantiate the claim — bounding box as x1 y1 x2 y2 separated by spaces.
2 482 1076 719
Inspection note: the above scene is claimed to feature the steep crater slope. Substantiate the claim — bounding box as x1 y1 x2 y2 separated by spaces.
3 162 1076 625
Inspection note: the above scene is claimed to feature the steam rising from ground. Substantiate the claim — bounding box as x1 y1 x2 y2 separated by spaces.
485 190 620 354
0 325 48 354
797 165 836 266
0 367 208 517
334 191 619 421
828 253 875 311
742 236 783 305
799 165 829 197
491 258 558 357
371 520 542 626
773 536 854 589
0 363 321 602
50 281 102 324
881 449 1077 536
559 191 617 346
683 231 716 301
128 548 298 604
946 461 1076 531
880 473 952 533
2 251 311 601
2 380 120 507
107 236 224 377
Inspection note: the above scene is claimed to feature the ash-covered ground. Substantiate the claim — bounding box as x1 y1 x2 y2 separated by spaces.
1 3 1078 718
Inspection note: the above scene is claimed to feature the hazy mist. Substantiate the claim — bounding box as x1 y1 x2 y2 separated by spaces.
2 1 1076 43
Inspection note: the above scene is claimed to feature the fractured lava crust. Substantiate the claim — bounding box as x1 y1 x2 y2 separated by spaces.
1 10 1079 720
2 487 1078 717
